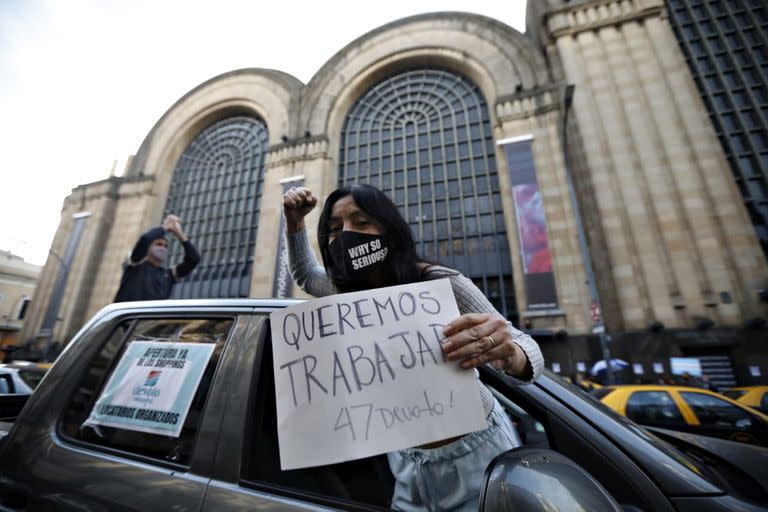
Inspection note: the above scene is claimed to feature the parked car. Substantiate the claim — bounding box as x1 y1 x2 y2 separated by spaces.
594 384 768 447
722 386 768 415
1 299 768 510
0 362 48 395
0 362 49 422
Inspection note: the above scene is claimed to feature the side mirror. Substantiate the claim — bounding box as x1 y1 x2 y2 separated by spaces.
479 448 623 512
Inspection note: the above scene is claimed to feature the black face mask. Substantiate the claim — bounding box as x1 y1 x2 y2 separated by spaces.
327 231 390 290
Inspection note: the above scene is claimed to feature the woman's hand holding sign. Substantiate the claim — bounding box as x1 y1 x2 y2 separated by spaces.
442 313 532 380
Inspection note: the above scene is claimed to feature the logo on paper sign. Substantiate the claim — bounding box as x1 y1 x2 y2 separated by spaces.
144 370 162 386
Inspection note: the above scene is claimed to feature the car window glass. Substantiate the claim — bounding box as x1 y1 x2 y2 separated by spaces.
680 391 753 428
589 387 614 400
18 369 45 390
761 392 768 412
60 317 233 466
625 391 684 426
0 374 11 393
240 332 395 511
487 386 548 449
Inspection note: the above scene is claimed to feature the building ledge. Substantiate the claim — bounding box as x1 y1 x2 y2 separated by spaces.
521 308 567 318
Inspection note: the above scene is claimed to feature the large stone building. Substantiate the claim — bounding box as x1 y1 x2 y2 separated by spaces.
21 0 768 385
0 251 40 361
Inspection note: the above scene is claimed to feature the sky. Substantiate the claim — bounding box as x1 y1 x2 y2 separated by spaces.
0 0 527 266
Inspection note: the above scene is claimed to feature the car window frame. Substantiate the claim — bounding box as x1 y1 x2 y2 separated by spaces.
56 313 239 471
236 314 393 511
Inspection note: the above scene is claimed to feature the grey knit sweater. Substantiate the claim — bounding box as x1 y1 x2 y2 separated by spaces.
287 229 545 416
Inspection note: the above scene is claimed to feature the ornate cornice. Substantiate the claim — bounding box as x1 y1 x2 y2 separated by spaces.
66 175 154 204
546 0 665 38
266 135 330 168
495 84 563 122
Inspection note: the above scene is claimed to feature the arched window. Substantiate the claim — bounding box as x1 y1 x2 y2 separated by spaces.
339 68 516 319
165 115 268 298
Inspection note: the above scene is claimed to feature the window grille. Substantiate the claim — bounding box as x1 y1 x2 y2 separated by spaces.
339 68 517 319
165 116 268 298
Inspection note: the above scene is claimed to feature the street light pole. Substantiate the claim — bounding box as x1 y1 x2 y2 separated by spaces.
559 84 614 385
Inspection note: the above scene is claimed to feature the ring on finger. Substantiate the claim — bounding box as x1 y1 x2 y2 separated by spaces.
486 335 495 349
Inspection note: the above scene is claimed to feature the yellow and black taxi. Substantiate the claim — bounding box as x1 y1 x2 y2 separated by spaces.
722 386 768 415
593 384 768 447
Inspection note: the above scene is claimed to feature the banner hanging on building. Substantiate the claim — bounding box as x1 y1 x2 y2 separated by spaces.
273 177 305 298
500 137 559 310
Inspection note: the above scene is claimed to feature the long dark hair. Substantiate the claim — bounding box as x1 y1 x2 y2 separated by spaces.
318 184 424 291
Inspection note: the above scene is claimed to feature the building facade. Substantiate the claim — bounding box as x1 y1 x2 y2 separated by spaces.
21 0 768 385
665 0 768 260
0 251 40 361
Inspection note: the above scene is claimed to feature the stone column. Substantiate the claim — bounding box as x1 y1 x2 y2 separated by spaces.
249 137 332 298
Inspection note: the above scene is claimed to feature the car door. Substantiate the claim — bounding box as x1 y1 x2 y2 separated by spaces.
677 390 768 446
202 310 395 511
0 308 248 511
203 311 682 512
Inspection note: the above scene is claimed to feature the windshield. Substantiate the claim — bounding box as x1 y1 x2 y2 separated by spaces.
543 370 709 478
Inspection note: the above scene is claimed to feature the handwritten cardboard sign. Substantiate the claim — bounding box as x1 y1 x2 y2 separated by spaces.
269 278 488 470
83 341 215 437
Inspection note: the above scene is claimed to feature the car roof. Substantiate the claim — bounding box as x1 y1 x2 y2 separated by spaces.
603 385 716 392
0 363 47 373
101 297 305 311
602 385 768 420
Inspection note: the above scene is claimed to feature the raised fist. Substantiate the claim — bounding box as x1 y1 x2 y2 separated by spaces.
163 214 183 237
282 186 318 230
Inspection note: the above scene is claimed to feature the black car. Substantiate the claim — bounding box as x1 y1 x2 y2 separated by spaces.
2 299 767 511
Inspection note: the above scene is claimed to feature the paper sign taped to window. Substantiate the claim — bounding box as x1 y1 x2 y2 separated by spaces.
83 341 215 437
269 278 488 470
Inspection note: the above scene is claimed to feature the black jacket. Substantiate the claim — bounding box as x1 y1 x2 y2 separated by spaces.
114 227 201 302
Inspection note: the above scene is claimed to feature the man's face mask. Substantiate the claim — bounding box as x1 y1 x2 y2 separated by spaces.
150 243 168 263
328 231 390 288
